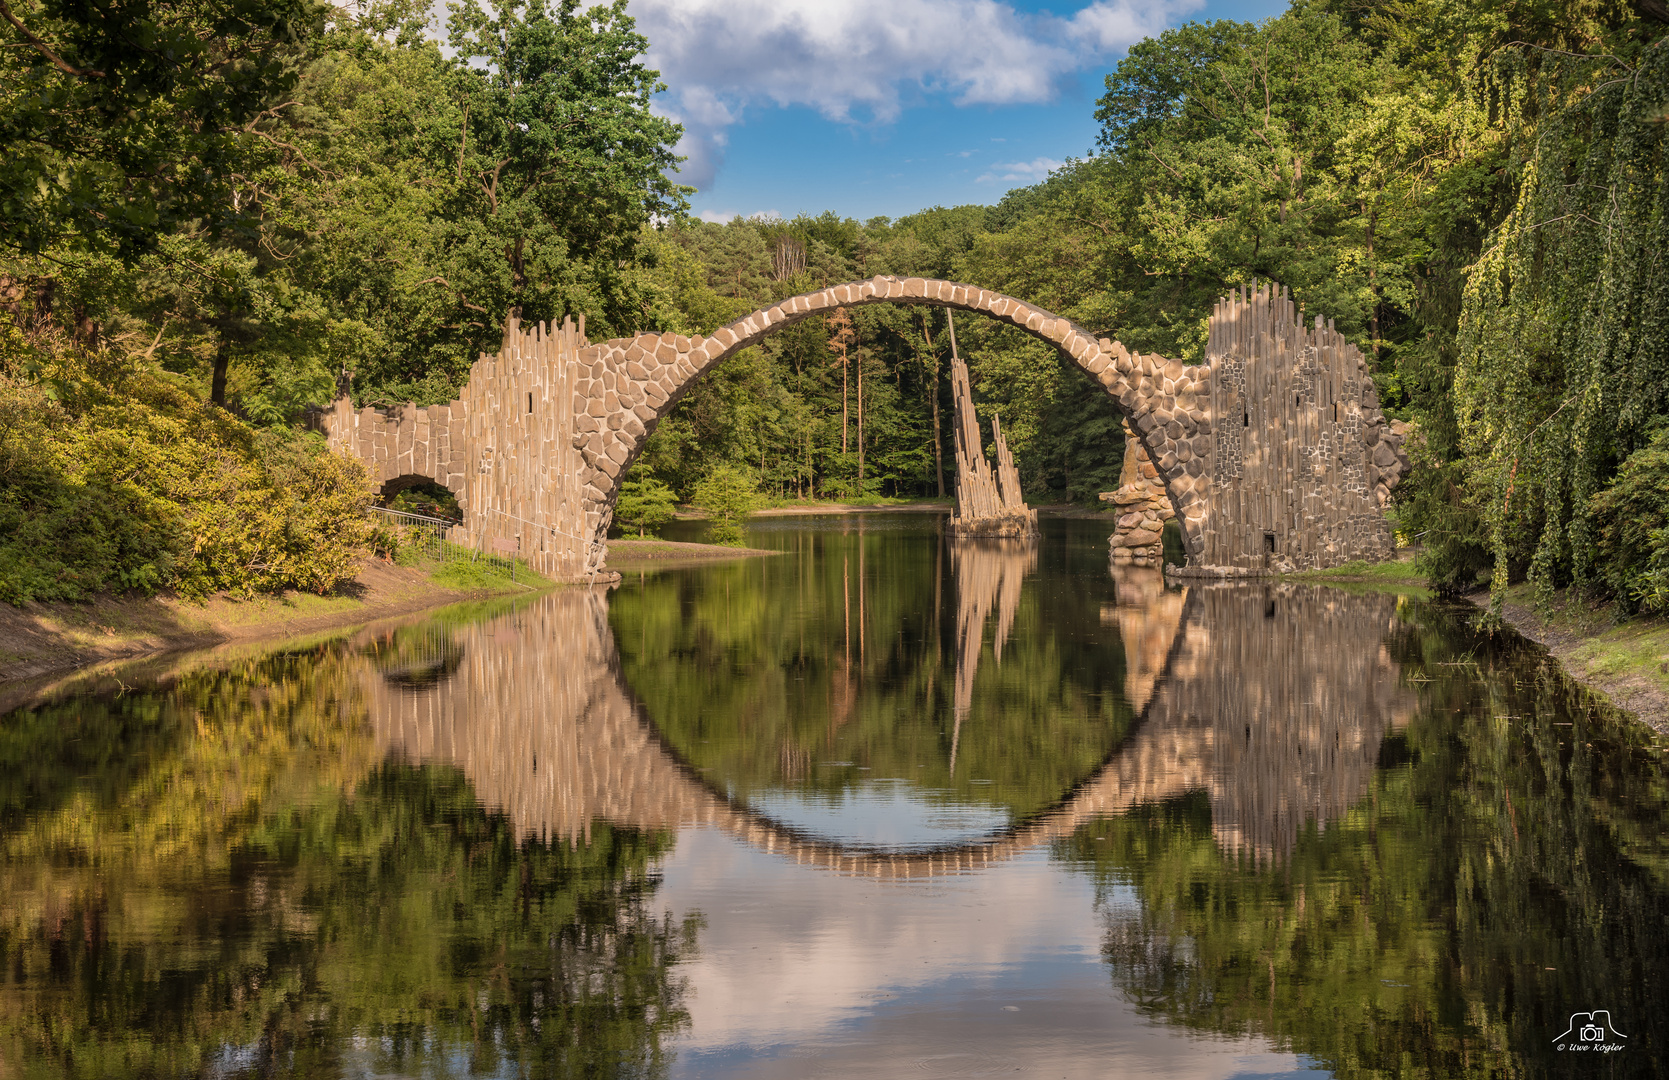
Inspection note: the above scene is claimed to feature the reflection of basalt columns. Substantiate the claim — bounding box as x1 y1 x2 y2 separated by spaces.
949 538 1039 770
1142 583 1415 859
1100 568 1186 714
365 582 1411 875
1104 420 1177 569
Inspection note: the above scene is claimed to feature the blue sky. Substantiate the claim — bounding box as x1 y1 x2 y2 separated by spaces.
626 0 1289 222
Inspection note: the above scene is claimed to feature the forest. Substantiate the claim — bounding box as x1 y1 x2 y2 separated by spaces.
1 0 1667 611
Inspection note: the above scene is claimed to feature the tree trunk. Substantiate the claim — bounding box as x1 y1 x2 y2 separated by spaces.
857 352 864 489
924 319 944 496
841 351 849 454
211 336 232 407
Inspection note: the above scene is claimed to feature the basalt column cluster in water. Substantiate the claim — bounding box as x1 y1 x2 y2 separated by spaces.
947 348 1038 538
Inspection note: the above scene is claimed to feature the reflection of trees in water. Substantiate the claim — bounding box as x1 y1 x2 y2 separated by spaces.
0 634 693 1079
1068 600 1669 1078
609 526 1134 819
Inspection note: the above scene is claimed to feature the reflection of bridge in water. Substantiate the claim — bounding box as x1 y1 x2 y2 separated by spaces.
367 574 1413 877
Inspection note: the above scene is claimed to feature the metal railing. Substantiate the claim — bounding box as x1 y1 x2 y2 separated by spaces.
368 505 526 581
369 505 455 563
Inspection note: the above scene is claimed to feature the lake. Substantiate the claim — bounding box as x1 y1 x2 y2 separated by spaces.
3 514 1666 1078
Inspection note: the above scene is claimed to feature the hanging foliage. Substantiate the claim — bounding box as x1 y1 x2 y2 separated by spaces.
1454 36 1669 610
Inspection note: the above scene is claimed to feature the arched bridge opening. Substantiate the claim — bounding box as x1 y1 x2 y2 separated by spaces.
319 278 1409 580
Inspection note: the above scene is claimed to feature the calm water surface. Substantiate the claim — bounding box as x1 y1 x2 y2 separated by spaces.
3 515 1668 1078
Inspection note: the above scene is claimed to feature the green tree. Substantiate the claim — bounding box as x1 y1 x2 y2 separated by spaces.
689 463 759 546
0 0 327 254
615 473 678 538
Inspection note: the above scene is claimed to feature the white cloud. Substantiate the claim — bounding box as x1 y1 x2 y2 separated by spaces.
698 208 782 223
976 156 1065 184
627 0 1202 189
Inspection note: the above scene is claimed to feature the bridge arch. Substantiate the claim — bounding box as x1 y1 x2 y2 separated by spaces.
319 277 1408 579
575 276 1212 564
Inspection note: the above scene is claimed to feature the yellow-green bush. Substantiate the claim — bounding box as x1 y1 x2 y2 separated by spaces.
0 350 373 604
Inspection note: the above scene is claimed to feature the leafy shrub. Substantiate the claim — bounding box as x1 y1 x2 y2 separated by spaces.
1590 429 1669 615
0 350 374 604
690 464 760 547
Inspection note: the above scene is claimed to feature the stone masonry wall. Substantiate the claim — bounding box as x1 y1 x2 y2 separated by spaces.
1104 419 1177 568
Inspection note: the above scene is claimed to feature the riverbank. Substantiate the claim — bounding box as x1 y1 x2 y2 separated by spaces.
674 497 954 519
1468 586 1669 733
1281 557 1431 596
606 539 781 562
0 557 544 689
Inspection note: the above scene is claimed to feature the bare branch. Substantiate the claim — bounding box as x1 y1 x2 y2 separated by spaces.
0 0 104 76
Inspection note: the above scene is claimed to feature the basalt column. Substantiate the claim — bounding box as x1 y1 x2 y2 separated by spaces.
947 354 1039 538
316 314 603 581
1190 283 1410 574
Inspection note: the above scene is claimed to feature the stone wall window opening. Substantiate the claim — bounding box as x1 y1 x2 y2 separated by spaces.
1243 408 1249 428
527 392 533 414
1264 531 1277 554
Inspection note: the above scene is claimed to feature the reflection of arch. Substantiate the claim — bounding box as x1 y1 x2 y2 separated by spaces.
366 578 1413 877
320 281 1407 580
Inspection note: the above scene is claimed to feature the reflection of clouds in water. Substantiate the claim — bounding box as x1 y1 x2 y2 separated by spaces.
749 781 1011 848
659 828 1325 1079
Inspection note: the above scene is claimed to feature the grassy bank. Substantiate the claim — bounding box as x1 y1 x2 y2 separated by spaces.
1471 584 1669 731
1282 557 1431 597
0 550 554 688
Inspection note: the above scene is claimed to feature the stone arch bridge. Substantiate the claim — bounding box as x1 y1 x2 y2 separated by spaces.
363 573 1413 876
320 278 1409 579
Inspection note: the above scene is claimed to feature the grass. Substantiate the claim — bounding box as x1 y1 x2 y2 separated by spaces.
425 547 553 592
1281 556 1431 596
